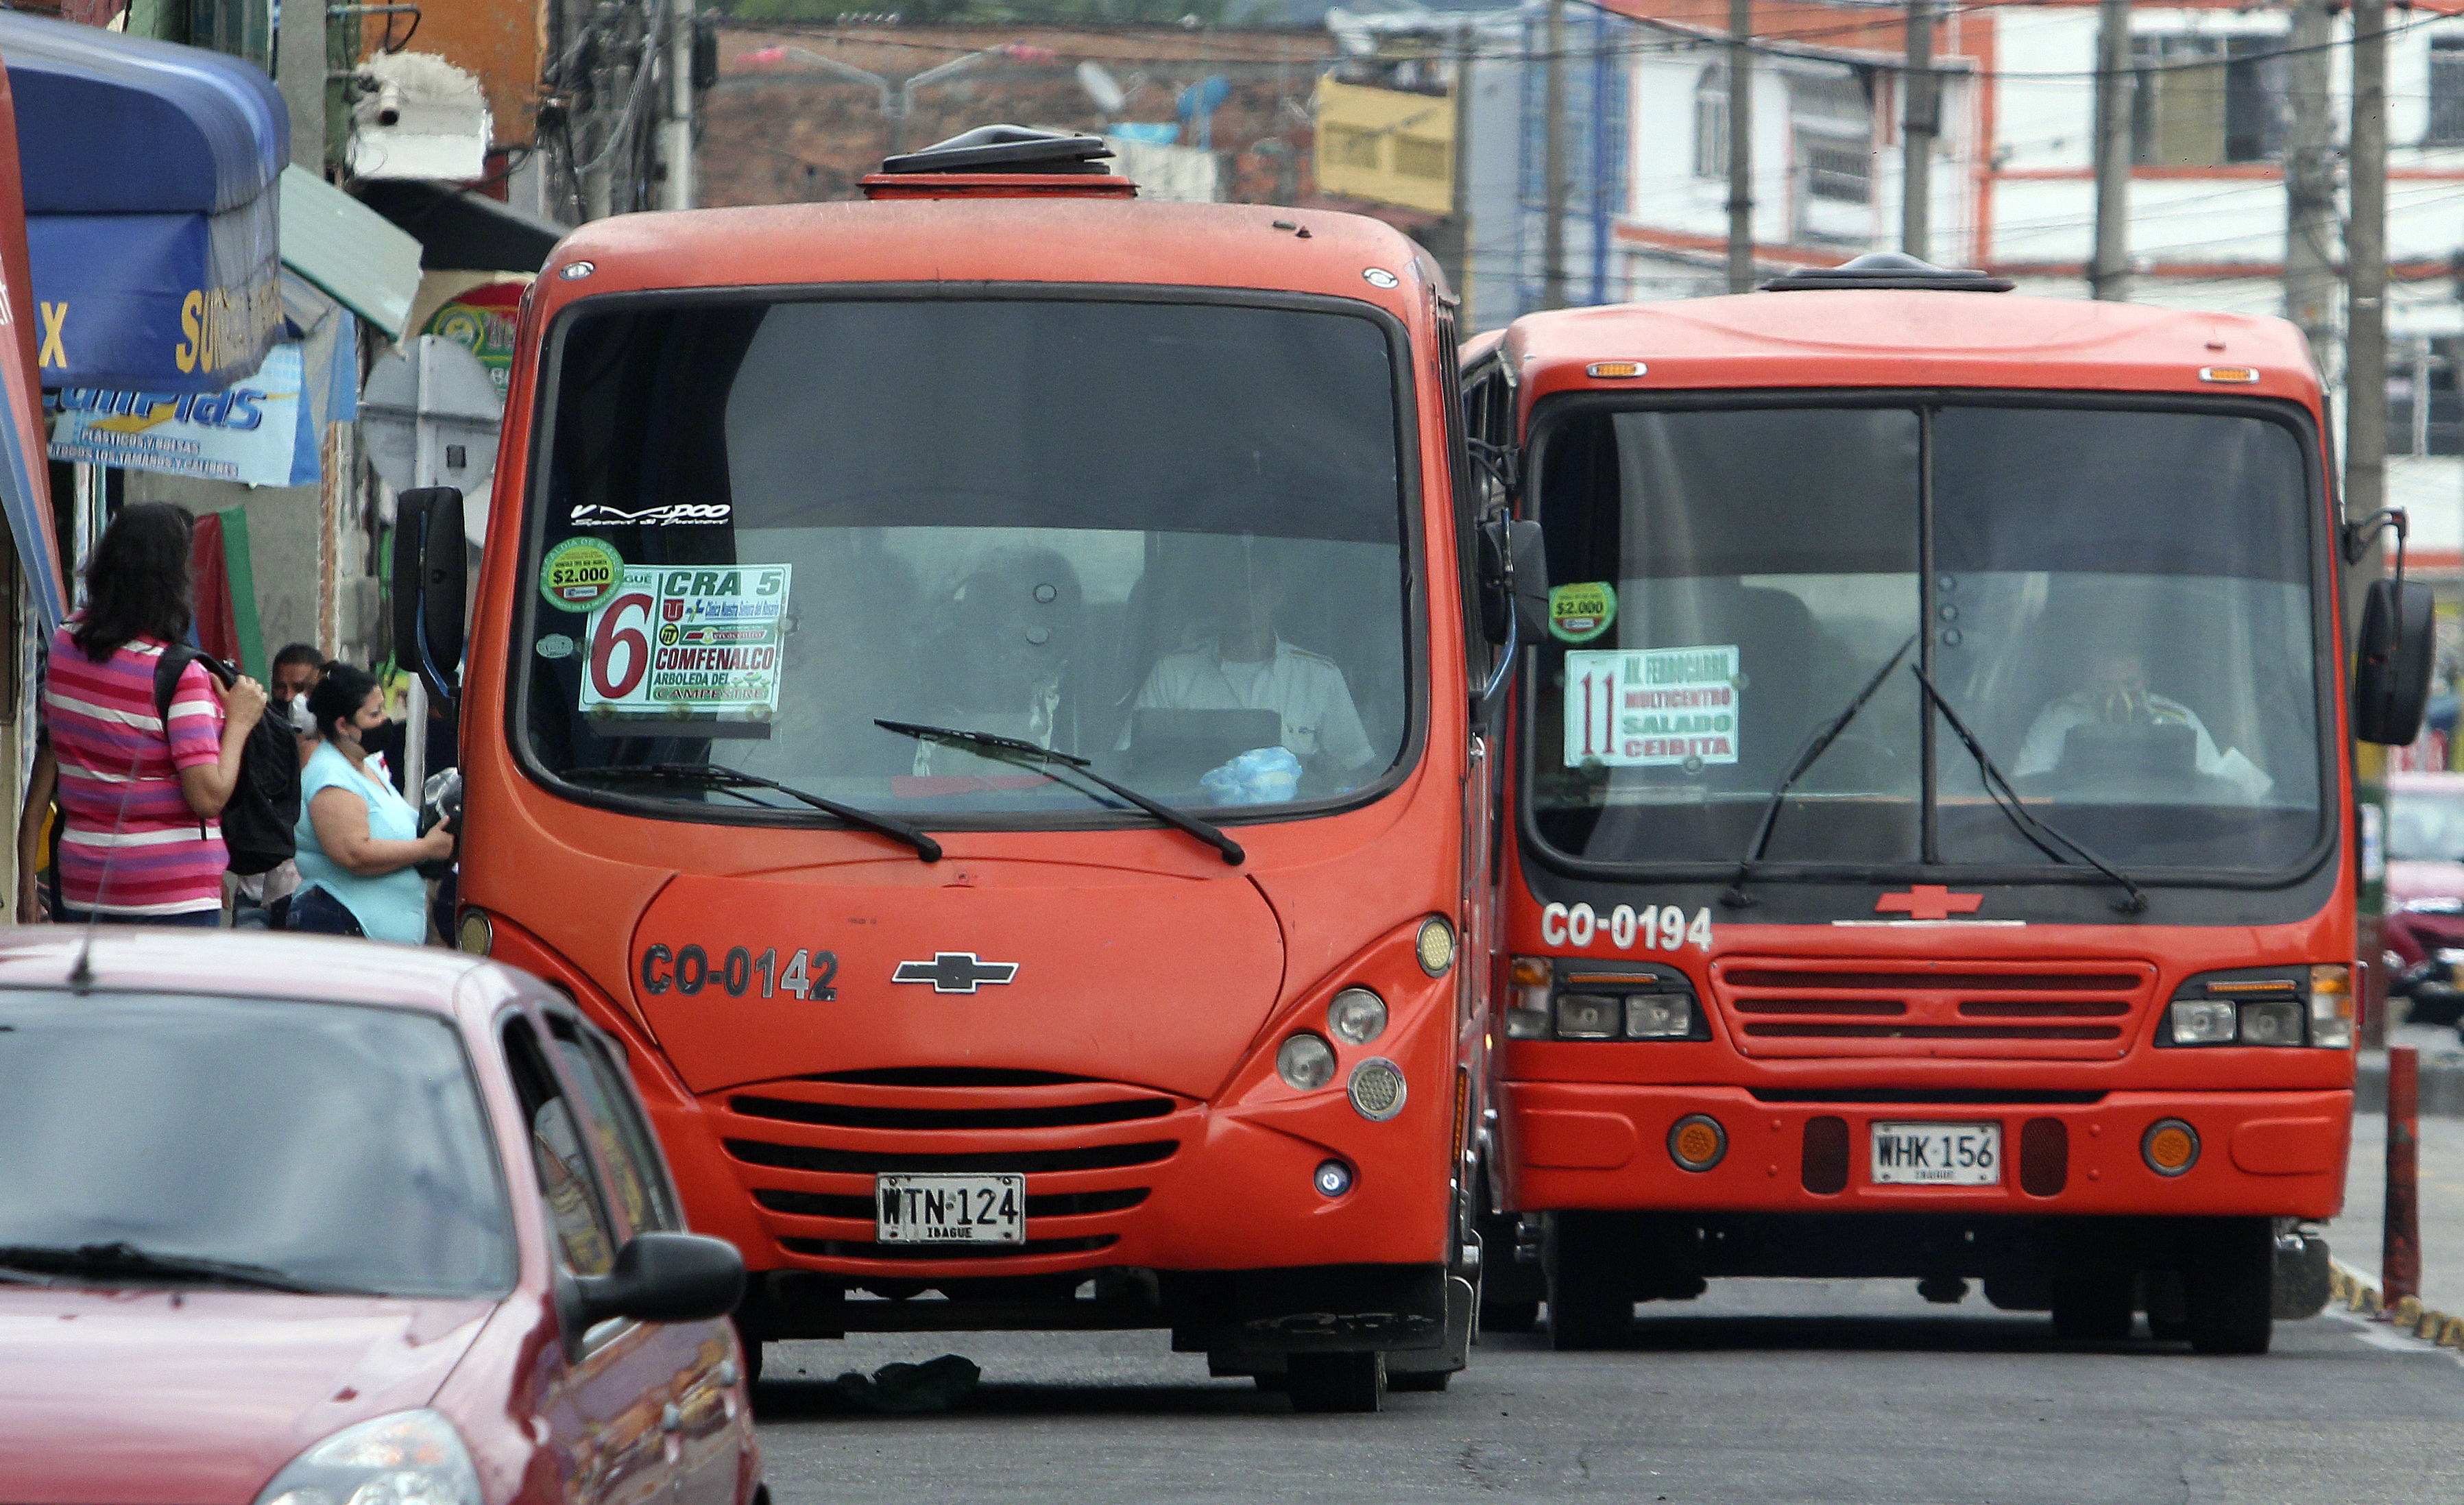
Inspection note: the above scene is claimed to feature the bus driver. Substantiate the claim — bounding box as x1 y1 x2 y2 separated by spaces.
2012 650 2271 800
1129 570 1376 784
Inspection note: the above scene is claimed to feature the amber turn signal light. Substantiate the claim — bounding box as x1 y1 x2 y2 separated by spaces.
2142 1118 2199 1177
1669 1113 1727 1172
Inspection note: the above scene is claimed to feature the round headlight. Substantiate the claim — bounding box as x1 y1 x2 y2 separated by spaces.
1347 1057 1408 1121
1327 987 1388 1045
455 910 492 956
1416 916 1456 976
1276 1033 1338 1092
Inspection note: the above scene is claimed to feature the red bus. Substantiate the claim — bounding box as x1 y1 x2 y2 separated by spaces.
398 128 1539 1410
1463 254 2433 1354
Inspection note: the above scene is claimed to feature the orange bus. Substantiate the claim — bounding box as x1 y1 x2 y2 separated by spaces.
397 128 1543 1410
1461 254 2434 1354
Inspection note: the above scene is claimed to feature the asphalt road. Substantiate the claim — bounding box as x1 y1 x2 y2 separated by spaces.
751 1279 2464 1505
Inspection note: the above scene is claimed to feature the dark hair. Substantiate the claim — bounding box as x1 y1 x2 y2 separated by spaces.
272 642 324 672
71 501 193 661
308 663 382 743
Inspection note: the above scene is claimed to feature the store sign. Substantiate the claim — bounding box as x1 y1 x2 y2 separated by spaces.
48 339 314 486
424 280 524 397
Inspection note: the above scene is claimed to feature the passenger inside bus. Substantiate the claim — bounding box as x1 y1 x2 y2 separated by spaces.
2011 650 2271 802
910 549 1086 773
1125 568 1375 790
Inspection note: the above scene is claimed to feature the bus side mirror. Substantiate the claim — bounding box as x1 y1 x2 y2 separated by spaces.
394 486 468 701
1477 516 1549 647
2353 576 2434 746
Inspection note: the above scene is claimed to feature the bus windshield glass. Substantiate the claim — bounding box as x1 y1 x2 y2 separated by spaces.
1528 401 2323 876
519 298 1412 821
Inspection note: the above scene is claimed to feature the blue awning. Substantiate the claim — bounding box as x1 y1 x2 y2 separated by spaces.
0 12 285 394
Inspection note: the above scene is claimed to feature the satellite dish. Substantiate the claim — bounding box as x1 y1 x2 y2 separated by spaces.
1077 60 1126 115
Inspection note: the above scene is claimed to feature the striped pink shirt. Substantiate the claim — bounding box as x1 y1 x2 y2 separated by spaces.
43 626 226 916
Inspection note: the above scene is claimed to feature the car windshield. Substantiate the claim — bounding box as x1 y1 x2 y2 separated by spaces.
519 297 1412 821
2391 787 2464 863
0 993 513 1297
1529 402 2324 876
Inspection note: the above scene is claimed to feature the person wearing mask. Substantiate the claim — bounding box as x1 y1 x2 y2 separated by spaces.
269 642 323 758
14 501 267 925
287 664 453 941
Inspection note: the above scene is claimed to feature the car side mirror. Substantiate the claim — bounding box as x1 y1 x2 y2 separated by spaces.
1477 516 1549 647
574 1231 745 1329
2354 576 2435 746
394 485 467 701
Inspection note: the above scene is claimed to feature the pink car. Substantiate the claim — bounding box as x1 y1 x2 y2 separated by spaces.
0 928 762 1505
2386 771 2464 1026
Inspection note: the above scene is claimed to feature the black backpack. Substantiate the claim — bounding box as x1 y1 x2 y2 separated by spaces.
153 646 300 876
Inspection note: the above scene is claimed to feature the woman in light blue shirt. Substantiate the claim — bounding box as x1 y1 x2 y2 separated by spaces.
289 664 452 943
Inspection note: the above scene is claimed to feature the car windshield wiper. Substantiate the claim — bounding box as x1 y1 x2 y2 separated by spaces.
1910 666 2149 915
561 763 942 863
875 719 1244 867
1724 634 1915 908
0 1242 366 1295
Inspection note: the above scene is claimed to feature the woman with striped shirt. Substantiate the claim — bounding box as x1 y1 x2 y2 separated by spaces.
16 502 267 925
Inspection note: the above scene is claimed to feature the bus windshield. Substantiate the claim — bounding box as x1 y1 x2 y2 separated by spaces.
1529 401 2324 877
518 298 1412 821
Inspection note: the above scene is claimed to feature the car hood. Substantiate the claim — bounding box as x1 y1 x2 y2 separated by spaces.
2388 859 2464 905
0 1287 497 1505
633 857 1287 1098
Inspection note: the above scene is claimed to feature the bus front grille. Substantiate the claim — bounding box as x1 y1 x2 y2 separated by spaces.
1711 959 2157 1060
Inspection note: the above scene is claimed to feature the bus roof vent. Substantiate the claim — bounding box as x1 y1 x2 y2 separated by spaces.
864 124 1135 200
1761 252 2014 293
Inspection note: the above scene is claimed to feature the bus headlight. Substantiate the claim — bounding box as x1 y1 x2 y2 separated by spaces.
1506 956 1551 1039
2169 1000 2237 1044
2164 968 2347 1048
1327 988 1388 1045
1554 993 1620 1039
1347 1057 1408 1121
1626 992 1693 1039
2310 965 2354 1049
1276 1033 1338 1092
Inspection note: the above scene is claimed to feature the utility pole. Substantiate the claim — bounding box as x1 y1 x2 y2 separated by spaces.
2350 0 2391 525
2284 0 2337 366
1450 26 1477 320
275 0 326 172
2089 0 2131 300
1900 0 1935 261
657 0 695 210
1726 0 1754 292
581 1 620 221
1542 0 1567 309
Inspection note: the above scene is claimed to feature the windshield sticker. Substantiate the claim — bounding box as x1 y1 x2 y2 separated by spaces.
570 502 732 527
580 564 792 721
1549 582 1617 643
535 633 576 660
540 536 625 614
1565 645 1740 769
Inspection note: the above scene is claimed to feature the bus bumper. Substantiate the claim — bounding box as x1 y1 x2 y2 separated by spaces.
1498 1081 2351 1221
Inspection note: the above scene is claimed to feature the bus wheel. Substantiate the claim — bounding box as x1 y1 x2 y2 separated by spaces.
2187 1218 2275 1356
1286 1351 1386 1412
1546 1213 1634 1351
2049 1277 2135 1341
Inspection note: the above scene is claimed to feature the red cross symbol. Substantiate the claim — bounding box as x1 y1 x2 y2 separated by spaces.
1875 885 1984 921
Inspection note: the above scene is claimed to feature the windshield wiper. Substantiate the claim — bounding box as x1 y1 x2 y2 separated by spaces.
1723 634 1915 909
875 719 1244 867
1909 666 2149 915
0 1242 365 1295
561 763 942 862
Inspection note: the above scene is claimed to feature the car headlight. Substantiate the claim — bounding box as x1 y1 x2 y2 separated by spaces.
252 1410 481 1505
1276 1033 1338 1091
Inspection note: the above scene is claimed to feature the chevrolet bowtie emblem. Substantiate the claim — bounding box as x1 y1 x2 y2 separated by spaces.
891 952 1020 994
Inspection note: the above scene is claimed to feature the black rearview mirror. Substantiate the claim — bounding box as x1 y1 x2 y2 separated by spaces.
1477 516 1551 647
575 1231 746 1329
2353 576 2435 746
394 486 467 701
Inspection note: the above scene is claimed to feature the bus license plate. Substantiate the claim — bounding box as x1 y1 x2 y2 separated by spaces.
1869 1122 2001 1186
875 1173 1026 1244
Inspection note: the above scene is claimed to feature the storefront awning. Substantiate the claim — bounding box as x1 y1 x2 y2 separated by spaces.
3 11 285 394
280 166 422 343
354 178 564 275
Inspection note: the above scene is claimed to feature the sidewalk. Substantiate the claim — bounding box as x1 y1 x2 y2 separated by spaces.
2334 1109 2464 1319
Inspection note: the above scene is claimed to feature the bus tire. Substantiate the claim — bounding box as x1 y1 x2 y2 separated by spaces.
2188 1218 2275 1356
1546 1213 1634 1351
2049 1277 2136 1341
1286 1351 1385 1412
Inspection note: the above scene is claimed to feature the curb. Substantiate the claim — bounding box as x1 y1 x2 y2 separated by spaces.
2328 1259 2464 1346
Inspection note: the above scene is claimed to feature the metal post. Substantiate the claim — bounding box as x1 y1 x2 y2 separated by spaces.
581 2 619 221
1542 0 1567 310
1901 0 1935 261
2412 337 2432 459
1726 0 1754 293
2090 0 2131 300
657 0 694 210
2350 0 2391 525
2384 1044 2421 1309
1451 27 1477 320
402 339 433 802
2284 0 2336 368
276 0 326 171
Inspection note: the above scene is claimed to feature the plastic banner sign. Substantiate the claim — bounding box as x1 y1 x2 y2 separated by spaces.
1564 645 1740 769
49 340 315 486
580 564 792 723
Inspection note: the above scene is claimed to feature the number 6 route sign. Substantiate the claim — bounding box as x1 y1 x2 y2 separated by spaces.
579 564 793 721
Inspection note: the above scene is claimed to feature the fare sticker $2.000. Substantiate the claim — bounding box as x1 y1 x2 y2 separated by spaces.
1541 901 1712 953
